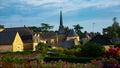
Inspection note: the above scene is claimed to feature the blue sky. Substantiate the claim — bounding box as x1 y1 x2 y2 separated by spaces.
0 0 120 33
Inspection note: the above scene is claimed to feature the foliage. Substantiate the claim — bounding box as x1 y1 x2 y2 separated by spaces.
40 23 54 32
39 60 100 68
115 42 120 48
73 24 83 37
36 42 48 53
28 23 54 32
65 45 82 57
103 17 120 39
102 58 120 68
28 26 41 32
80 42 105 57
50 46 81 57
50 47 65 56
44 56 94 63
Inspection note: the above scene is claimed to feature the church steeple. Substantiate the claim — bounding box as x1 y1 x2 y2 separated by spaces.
60 11 63 26
59 11 65 34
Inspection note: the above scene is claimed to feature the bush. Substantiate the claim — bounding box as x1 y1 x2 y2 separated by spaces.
65 45 81 57
36 42 48 53
115 42 120 48
80 42 105 57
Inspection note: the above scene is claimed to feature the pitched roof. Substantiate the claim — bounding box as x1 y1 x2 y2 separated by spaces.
2 27 33 43
0 32 17 45
39 32 57 39
67 29 78 37
90 34 113 45
59 39 74 48
3 27 33 36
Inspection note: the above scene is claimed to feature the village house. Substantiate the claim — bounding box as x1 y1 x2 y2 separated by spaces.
0 32 23 52
0 26 34 52
89 34 114 50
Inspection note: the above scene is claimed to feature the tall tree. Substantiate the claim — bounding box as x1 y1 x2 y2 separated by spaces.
28 26 41 32
103 17 119 39
28 23 54 32
73 24 83 37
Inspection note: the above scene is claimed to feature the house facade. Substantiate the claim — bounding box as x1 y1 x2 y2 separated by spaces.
0 32 23 52
1 26 34 51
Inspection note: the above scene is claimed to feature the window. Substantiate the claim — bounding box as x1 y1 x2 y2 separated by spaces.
16 45 20 51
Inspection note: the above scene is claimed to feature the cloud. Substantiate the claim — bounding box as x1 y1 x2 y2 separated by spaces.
18 0 64 6
0 0 120 15
0 0 120 33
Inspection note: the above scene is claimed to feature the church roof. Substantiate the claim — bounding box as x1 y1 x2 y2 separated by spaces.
0 32 17 45
67 29 78 37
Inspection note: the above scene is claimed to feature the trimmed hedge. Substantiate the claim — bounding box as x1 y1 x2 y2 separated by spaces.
44 56 101 63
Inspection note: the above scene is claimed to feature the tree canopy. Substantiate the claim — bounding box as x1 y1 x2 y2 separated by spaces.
73 24 83 37
80 42 105 57
28 23 54 32
103 17 120 39
36 42 48 53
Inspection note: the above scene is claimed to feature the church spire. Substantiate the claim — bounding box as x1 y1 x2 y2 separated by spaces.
60 11 63 26
59 10 65 34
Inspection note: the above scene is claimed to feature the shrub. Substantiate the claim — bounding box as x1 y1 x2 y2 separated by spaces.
115 42 120 48
80 42 105 57
65 45 81 57
36 42 48 53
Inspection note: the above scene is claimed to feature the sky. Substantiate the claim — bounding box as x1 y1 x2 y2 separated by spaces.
0 0 120 33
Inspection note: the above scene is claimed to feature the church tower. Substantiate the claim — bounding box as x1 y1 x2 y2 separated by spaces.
59 11 65 34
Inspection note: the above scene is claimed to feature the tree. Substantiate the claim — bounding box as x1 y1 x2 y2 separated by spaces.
80 42 105 57
103 17 119 39
28 23 54 32
40 23 54 32
73 24 83 37
28 26 41 32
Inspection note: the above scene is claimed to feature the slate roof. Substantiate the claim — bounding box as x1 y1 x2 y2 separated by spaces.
39 32 57 39
0 32 17 45
67 29 78 37
90 34 113 45
59 39 74 48
2 27 33 43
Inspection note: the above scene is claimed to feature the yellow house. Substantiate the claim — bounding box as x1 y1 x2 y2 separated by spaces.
2 26 34 51
0 32 23 52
